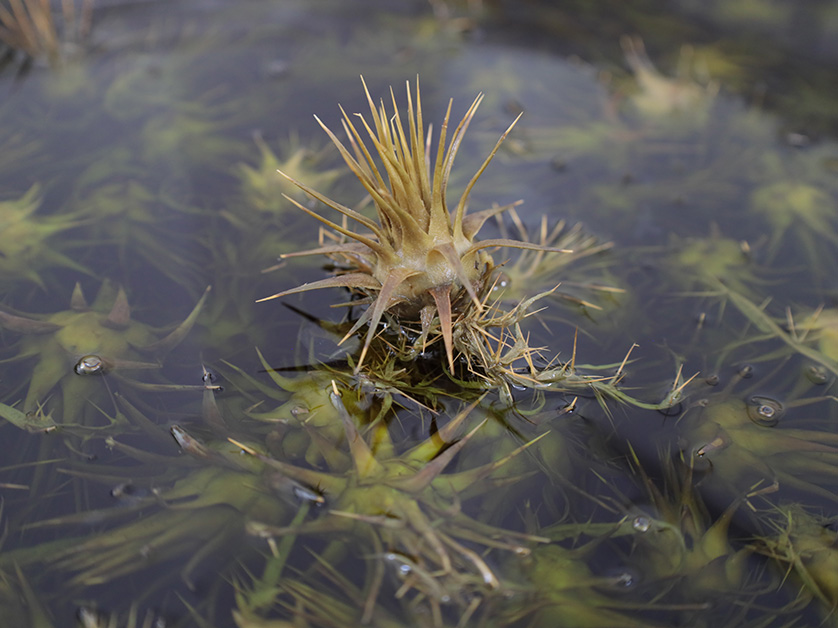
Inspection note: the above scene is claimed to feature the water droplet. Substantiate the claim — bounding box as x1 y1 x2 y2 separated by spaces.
806 365 829 385
74 355 104 375
632 516 651 532
704 374 719 386
738 364 754 379
398 563 412 575
747 396 783 427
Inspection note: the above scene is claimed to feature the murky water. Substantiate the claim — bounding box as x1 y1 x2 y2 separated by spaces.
2 1 838 626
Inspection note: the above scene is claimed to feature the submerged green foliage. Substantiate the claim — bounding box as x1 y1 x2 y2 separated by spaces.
0 185 87 288
0 281 209 427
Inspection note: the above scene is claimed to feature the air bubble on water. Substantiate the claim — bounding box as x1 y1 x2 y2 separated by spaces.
632 516 651 532
747 395 783 427
74 354 104 375
806 365 829 385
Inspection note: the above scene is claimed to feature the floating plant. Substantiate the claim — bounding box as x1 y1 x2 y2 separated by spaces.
255 78 662 413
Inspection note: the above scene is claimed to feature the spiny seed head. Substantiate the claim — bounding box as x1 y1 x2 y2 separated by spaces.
261 77 557 371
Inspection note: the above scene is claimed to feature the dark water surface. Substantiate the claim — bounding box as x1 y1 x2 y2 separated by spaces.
2 1 838 626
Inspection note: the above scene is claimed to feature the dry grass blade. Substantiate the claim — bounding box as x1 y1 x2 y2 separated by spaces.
0 0 94 66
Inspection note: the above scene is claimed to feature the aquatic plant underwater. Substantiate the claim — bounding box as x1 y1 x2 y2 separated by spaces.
3 1 838 627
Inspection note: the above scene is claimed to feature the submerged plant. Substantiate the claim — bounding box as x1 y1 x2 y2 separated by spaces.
677 393 838 507
751 504 838 614
230 379 548 624
719 283 838 381
76 605 165 628
70 150 206 287
235 131 342 217
0 184 88 288
619 36 718 119
0 280 209 429
651 230 774 302
261 78 562 371
606 448 753 598
5 361 545 626
0 564 53 628
748 147 838 272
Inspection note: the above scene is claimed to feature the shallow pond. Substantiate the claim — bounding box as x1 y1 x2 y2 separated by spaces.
2 1 838 626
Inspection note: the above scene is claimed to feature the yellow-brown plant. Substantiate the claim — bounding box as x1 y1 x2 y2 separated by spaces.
260 78 563 372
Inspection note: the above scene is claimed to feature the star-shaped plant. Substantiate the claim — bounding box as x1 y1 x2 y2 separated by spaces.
602 448 752 597
261 78 563 371
620 36 718 119
235 131 343 216
751 504 838 612
0 280 210 430
0 184 88 288
678 394 838 507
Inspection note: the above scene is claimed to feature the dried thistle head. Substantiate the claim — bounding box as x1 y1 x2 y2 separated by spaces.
262 77 558 370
